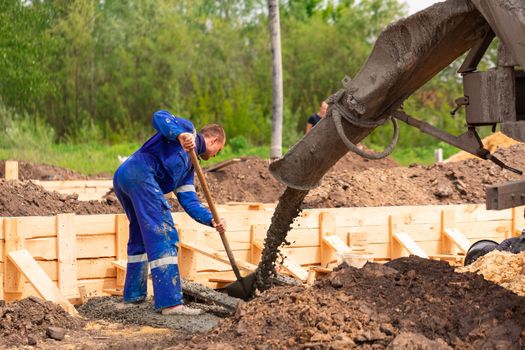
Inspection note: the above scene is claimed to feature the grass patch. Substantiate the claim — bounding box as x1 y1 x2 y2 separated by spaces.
0 142 273 175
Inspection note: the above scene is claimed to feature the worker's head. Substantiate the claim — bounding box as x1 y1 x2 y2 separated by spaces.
318 101 328 118
199 124 226 160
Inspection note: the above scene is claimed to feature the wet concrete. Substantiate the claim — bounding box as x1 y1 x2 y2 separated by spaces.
78 297 220 333
254 187 308 292
182 279 239 313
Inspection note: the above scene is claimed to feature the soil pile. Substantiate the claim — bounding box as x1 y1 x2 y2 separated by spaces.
0 160 110 180
0 180 121 216
445 132 521 163
1 144 525 216
202 154 396 204
0 296 84 348
203 157 284 203
175 257 525 349
457 250 525 296
304 144 525 208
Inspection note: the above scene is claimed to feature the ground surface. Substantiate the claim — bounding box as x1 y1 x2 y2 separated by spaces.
175 257 525 349
2 144 525 216
3 257 523 349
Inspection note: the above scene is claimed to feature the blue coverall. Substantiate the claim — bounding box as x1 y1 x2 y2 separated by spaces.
113 110 213 310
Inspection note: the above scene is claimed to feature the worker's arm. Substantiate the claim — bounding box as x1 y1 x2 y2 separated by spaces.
174 172 213 227
305 123 313 133
152 110 195 141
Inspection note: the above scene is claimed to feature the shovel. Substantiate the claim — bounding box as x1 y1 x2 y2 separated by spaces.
188 148 255 300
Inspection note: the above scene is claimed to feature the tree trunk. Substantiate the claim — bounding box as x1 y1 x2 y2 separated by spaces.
268 0 283 160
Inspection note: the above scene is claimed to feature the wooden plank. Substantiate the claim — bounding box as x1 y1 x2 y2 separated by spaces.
443 228 471 253
280 257 309 282
181 241 257 272
36 258 116 280
16 217 56 239
454 220 511 240
322 235 352 253
453 204 512 222
76 214 118 235
319 212 337 267
22 277 117 301
4 160 19 180
0 261 3 299
392 232 429 259
4 218 25 298
36 180 113 189
179 229 198 279
25 235 115 260
250 225 266 264
57 214 78 297
7 250 78 315
115 214 129 286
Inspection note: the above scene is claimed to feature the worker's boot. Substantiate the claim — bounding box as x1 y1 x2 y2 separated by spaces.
161 304 203 316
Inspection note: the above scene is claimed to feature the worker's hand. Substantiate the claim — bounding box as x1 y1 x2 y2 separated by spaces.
178 132 195 151
212 218 227 234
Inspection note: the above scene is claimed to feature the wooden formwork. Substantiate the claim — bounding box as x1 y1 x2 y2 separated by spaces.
1 203 523 307
32 180 114 201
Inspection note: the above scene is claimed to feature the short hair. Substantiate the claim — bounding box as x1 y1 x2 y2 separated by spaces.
200 124 225 143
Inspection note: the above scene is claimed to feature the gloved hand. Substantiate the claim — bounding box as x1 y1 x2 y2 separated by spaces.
178 132 195 151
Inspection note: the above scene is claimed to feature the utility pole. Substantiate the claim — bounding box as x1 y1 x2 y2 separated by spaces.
268 0 283 160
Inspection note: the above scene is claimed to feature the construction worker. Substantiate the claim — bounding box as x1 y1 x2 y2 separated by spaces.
305 101 328 133
113 110 226 315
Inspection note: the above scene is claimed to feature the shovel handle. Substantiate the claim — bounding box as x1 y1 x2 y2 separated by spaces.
188 148 244 282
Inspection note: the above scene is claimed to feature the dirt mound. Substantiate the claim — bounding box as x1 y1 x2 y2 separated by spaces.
304 144 525 208
0 296 84 348
0 160 110 180
2 144 525 216
0 180 121 216
176 257 525 349
203 157 284 203
329 149 398 173
457 250 525 296
445 132 521 163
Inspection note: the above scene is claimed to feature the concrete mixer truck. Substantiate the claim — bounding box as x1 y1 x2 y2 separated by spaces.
255 0 525 290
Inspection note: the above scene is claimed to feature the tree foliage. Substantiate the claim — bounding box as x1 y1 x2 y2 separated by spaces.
0 0 482 150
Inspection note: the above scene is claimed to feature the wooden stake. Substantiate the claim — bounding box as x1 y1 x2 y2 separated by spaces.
319 212 337 267
4 160 18 180
4 218 25 300
57 214 78 298
115 214 129 287
250 224 266 265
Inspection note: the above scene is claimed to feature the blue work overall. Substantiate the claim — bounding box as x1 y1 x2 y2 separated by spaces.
113 110 213 310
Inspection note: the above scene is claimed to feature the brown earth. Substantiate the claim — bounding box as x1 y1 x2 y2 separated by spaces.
0 160 110 180
457 250 525 297
171 257 525 349
304 144 525 208
0 180 121 217
0 296 84 348
5 257 523 349
1 143 524 216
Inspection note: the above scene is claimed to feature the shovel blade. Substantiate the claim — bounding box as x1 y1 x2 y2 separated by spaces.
224 273 256 301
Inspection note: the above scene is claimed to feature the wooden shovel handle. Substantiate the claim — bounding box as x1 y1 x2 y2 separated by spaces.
188 148 243 282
